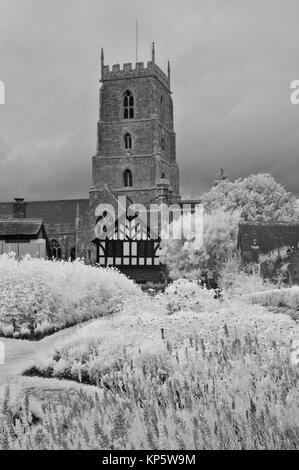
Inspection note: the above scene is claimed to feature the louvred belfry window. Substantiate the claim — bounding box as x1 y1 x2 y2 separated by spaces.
124 90 134 119
124 133 132 149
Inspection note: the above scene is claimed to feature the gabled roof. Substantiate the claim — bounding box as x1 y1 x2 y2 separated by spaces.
94 205 159 241
0 219 47 238
93 188 161 241
238 222 299 252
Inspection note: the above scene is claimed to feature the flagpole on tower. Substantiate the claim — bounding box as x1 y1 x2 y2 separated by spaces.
136 20 138 63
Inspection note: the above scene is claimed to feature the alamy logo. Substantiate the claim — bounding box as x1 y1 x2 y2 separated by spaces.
0 341 5 365
95 196 204 249
0 80 5 105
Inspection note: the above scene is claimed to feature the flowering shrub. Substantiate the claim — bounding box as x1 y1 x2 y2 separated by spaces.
258 247 294 285
1 259 299 449
3 322 299 449
259 247 290 265
0 254 141 339
25 294 298 386
218 256 272 297
247 286 299 316
162 279 219 314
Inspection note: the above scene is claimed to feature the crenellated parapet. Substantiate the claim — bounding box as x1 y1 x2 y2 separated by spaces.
101 60 171 91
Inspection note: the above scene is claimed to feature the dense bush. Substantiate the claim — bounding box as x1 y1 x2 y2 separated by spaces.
162 279 219 314
159 209 239 281
247 286 299 316
218 256 272 297
0 254 141 339
259 247 295 285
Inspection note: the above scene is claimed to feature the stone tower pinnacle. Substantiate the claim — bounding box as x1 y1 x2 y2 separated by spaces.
101 47 104 76
152 42 155 63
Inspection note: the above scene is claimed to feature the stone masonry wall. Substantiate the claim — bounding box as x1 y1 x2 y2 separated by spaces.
93 58 180 205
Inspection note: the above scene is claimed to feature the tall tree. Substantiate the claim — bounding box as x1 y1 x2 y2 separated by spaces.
202 173 296 222
160 173 297 281
159 209 240 282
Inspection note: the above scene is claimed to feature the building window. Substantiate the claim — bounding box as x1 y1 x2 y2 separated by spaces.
124 90 134 119
107 240 123 258
123 169 133 187
50 239 62 260
115 241 123 257
137 240 154 257
161 172 165 179
161 138 166 150
124 133 132 149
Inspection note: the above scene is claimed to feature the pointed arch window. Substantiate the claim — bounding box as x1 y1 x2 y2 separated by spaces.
50 239 62 260
124 133 132 150
124 90 134 119
123 169 133 187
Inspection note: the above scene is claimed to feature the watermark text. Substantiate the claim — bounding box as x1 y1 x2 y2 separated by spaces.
94 196 203 249
0 80 5 105
290 80 299 105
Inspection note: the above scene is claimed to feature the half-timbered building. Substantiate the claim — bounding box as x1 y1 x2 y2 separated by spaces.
88 44 185 281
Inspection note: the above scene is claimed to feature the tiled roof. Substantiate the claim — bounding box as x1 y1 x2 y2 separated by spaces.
238 222 299 252
0 219 45 237
0 199 89 225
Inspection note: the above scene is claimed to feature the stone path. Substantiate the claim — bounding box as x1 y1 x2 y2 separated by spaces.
0 324 81 387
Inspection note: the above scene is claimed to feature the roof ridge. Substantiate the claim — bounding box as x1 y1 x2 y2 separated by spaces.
0 198 89 204
0 218 43 222
240 221 299 226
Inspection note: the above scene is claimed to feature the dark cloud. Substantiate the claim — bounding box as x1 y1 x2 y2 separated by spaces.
0 0 299 201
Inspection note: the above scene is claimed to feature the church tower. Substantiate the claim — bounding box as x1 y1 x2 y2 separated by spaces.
90 44 181 210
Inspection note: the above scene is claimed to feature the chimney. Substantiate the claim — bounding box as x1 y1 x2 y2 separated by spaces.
13 198 26 218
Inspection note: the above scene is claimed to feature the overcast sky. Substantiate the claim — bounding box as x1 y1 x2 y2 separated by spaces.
0 0 299 201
